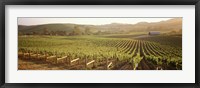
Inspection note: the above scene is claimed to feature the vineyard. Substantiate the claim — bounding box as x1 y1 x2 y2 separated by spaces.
18 35 182 70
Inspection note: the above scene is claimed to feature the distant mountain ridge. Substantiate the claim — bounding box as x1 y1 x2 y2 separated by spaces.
18 18 182 35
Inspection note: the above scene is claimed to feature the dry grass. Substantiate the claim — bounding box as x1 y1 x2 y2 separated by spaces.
18 59 68 70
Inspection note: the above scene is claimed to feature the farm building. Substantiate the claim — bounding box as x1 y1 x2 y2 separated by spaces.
148 31 160 35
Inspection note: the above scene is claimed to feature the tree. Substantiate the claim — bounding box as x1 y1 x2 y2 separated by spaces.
71 26 82 35
85 27 92 35
43 28 50 35
95 30 102 35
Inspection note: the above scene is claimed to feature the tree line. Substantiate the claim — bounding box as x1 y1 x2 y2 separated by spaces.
18 26 115 36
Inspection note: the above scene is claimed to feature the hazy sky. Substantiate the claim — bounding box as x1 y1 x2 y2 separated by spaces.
18 18 174 26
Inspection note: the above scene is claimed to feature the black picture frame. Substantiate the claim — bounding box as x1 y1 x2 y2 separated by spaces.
0 0 200 88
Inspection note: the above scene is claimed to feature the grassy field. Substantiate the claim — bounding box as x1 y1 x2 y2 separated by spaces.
18 33 182 70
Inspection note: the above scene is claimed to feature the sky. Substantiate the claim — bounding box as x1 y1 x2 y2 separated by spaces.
18 18 174 26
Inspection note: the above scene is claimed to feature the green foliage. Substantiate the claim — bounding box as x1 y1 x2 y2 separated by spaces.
18 35 182 70
132 53 143 70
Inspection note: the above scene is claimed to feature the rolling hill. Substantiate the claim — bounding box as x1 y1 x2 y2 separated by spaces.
18 18 182 35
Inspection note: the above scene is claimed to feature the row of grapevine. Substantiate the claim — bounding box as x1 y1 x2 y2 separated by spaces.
18 36 182 70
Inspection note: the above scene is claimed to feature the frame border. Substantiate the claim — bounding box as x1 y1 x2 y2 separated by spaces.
0 0 200 88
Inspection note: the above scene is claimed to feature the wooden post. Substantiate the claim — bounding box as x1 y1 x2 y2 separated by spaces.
132 58 134 70
115 58 118 69
36 50 38 60
71 58 79 63
106 58 108 70
28 50 31 60
85 56 87 69
107 62 112 69
78 57 80 65
64 55 67 63
44 51 47 62
93 58 95 67
62 55 68 64
55 52 57 64
22 51 25 59
69 56 71 66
